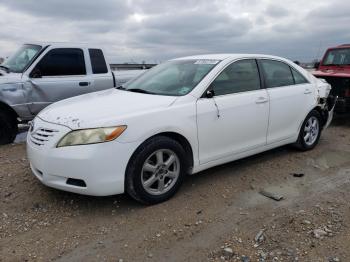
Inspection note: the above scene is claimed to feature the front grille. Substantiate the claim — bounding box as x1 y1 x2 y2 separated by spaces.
30 128 58 146
317 76 350 97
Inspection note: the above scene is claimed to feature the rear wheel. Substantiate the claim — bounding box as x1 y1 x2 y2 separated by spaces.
0 110 18 145
126 136 187 205
295 110 322 151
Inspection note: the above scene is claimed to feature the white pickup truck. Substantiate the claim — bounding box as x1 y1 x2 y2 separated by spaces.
0 42 145 144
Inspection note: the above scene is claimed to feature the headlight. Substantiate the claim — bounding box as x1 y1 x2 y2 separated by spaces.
57 126 127 147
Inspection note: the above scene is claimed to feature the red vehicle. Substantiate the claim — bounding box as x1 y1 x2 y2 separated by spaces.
313 44 350 113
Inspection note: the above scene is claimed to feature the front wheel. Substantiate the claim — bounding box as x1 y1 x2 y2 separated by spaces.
295 110 322 151
0 111 18 145
125 136 187 204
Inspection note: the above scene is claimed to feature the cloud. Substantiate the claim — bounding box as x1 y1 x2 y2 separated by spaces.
131 12 251 46
0 0 131 20
307 1 350 19
0 0 349 62
265 4 289 18
130 0 215 14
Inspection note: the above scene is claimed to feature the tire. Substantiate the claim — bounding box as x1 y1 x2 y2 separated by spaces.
126 136 187 205
0 110 18 145
295 110 322 151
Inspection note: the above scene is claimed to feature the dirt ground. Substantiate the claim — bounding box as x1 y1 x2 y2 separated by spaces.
1 115 350 262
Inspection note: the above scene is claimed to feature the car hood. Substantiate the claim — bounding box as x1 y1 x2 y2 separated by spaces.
313 68 350 78
38 89 178 130
0 72 23 85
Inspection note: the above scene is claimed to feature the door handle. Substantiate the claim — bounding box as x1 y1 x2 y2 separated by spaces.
79 82 90 87
255 97 269 104
304 89 312 94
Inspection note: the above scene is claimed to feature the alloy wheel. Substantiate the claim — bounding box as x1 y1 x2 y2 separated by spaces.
141 149 180 196
303 116 319 146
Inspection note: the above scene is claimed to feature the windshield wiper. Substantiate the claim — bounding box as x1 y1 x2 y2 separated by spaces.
116 85 126 90
127 88 154 94
117 86 157 95
0 65 10 73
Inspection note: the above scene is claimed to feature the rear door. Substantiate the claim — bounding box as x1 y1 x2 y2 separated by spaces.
196 59 269 164
259 59 314 144
25 48 93 115
89 48 113 91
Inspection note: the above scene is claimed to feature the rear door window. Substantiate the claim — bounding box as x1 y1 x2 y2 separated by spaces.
260 60 294 88
89 49 108 74
35 48 86 76
291 67 309 84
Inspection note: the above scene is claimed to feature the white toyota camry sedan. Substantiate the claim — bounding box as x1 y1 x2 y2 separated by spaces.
27 54 335 204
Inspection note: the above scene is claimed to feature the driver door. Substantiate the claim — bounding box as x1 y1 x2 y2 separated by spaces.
24 48 93 115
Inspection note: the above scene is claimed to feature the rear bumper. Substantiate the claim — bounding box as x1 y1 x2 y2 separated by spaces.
317 95 337 130
324 96 337 129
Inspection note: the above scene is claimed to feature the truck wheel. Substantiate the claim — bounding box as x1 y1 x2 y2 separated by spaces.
0 111 18 145
294 110 322 151
125 136 187 205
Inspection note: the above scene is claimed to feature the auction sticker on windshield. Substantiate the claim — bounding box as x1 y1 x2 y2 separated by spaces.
194 60 220 65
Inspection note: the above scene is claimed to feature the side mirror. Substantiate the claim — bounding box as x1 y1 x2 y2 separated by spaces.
30 68 42 78
314 62 320 69
206 89 215 98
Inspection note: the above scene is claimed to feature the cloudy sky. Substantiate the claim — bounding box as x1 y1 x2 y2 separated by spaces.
0 0 348 63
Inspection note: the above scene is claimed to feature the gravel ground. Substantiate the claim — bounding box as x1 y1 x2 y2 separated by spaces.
1 115 350 262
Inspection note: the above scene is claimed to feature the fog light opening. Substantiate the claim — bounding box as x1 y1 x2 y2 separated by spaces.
66 178 87 188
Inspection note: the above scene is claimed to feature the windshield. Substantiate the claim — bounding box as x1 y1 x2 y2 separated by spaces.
122 59 220 96
323 48 350 66
2 44 42 73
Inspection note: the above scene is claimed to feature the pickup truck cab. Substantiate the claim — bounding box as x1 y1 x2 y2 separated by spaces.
313 44 350 113
0 42 144 144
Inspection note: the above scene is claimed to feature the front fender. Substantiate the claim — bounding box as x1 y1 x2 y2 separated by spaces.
116 103 200 167
0 83 32 120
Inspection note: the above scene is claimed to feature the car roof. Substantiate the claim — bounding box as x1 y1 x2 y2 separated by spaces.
327 44 350 50
173 53 289 61
24 42 101 49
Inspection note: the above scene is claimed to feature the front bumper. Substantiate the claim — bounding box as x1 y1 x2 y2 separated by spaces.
26 117 139 196
334 97 350 113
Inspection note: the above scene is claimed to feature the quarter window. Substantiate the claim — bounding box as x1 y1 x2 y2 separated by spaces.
89 49 108 74
291 67 308 84
260 60 294 88
210 59 261 96
34 48 86 76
